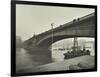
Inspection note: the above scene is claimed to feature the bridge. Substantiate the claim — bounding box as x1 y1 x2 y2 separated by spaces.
23 12 95 64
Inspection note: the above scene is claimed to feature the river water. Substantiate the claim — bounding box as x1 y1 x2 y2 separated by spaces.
16 48 45 73
16 48 67 72
16 47 94 73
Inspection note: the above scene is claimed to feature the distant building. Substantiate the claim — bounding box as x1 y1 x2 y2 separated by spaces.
84 41 94 56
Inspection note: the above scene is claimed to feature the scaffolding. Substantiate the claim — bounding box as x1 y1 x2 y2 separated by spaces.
73 37 78 52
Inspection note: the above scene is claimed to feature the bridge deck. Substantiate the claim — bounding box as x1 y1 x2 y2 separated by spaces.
37 12 94 37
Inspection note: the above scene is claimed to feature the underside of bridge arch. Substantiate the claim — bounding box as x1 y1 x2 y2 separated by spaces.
37 35 94 47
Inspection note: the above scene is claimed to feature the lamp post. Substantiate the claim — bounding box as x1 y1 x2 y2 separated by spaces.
51 23 54 51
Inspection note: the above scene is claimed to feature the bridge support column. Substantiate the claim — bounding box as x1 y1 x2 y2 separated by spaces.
26 46 52 64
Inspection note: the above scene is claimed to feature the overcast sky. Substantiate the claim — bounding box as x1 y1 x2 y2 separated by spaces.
16 4 94 41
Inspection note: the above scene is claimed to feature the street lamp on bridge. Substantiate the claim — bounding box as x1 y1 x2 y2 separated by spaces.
51 23 54 51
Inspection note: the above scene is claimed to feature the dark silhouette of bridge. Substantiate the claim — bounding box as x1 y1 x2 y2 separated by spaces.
23 12 95 64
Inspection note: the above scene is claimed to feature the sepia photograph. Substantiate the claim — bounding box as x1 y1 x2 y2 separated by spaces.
11 0 97 76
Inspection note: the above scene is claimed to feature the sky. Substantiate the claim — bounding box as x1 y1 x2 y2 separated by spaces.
16 4 94 41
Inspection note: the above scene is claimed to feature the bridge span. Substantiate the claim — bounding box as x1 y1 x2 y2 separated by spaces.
23 13 95 64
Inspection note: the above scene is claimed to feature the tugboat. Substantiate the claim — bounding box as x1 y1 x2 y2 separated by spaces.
64 37 90 59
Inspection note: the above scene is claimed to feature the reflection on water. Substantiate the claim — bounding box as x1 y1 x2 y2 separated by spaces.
52 50 67 62
16 47 95 73
16 48 44 73
16 48 95 72
16 48 67 72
